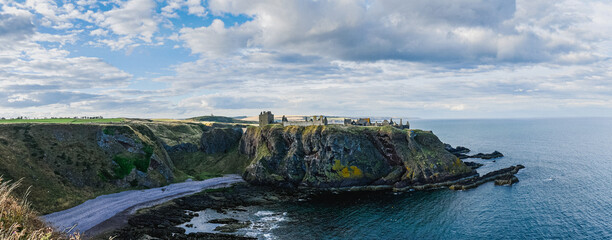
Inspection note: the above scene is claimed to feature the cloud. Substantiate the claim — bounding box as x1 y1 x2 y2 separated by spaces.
180 19 256 56
1 91 98 108
89 28 108 36
0 12 34 45
0 9 134 114
101 0 159 42
180 94 281 110
176 0 601 65
162 0 207 18
1 0 612 119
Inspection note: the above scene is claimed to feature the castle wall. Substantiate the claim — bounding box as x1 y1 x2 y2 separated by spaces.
282 121 326 127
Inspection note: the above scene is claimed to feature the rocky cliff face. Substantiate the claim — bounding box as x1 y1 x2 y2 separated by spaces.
0 122 248 214
240 125 475 189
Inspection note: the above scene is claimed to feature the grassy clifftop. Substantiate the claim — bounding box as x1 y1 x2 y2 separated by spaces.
0 121 249 214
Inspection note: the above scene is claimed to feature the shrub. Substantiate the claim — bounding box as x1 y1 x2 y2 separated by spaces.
112 155 135 179
0 177 81 240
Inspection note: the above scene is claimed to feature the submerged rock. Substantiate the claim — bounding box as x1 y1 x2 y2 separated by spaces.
209 218 240 224
495 175 519 186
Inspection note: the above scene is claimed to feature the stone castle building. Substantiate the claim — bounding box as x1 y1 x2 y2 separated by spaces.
259 111 274 127
258 111 409 129
282 115 327 127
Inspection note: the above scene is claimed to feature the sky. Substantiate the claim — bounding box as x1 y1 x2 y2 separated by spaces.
1 0 611 119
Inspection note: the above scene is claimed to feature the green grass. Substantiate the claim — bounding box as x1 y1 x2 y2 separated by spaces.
112 155 136 178
195 172 224 180
0 118 124 124
111 147 153 179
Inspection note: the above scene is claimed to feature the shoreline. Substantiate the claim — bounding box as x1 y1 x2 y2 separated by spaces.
112 165 524 239
42 175 245 237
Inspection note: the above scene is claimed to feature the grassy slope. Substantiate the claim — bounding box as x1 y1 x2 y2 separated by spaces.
0 122 250 214
170 145 250 181
0 123 168 214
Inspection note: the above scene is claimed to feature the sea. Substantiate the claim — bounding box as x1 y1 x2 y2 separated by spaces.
184 118 612 239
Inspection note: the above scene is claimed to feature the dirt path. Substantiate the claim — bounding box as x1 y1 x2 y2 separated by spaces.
43 175 245 236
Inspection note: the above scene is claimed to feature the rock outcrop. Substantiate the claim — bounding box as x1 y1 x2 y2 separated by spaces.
444 144 471 154
445 143 504 160
449 165 524 190
240 125 476 189
466 151 504 159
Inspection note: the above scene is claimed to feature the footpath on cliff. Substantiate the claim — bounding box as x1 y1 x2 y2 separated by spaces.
43 175 245 237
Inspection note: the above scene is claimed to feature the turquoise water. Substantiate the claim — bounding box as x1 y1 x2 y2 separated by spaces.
257 118 612 239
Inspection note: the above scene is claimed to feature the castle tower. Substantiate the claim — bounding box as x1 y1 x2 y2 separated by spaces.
259 111 274 127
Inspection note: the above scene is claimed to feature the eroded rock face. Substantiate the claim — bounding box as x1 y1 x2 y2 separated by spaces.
201 128 243 154
240 125 476 189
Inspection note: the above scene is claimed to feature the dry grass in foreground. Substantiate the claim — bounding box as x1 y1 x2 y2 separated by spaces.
0 177 82 240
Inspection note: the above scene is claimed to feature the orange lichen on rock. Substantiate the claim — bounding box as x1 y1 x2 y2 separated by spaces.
332 159 363 178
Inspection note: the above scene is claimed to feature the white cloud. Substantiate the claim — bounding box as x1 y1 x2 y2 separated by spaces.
0 8 135 112
175 0 603 65
180 19 257 56
89 28 108 36
101 0 159 42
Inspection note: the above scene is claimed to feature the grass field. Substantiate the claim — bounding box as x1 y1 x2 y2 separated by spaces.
0 118 124 124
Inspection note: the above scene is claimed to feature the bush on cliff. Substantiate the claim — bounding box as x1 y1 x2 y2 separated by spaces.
0 177 81 240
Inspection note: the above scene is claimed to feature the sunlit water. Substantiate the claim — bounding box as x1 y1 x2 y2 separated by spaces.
183 118 612 239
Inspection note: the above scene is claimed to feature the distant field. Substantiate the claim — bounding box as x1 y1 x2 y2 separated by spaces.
188 115 256 124
0 118 125 124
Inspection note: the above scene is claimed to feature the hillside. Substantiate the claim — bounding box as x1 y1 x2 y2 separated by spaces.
188 115 255 124
0 122 249 214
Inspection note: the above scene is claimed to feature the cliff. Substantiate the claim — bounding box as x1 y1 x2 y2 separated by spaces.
0 121 249 214
240 125 475 189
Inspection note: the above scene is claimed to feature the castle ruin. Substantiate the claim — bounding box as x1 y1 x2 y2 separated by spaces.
258 111 409 129
258 111 274 127
282 115 328 127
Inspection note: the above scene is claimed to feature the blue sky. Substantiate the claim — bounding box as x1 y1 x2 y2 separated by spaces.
1 0 611 119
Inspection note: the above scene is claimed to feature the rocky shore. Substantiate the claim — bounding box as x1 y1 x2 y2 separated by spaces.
449 165 524 190
445 144 504 159
109 163 525 239
110 183 298 240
